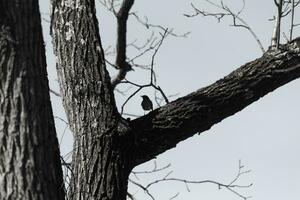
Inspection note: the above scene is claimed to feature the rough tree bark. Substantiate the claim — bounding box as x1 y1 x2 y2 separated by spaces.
51 0 134 199
49 1 300 200
0 1 65 200
51 0 300 200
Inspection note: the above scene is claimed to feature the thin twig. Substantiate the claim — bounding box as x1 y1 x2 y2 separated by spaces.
184 0 265 53
128 160 252 200
50 88 61 97
120 30 170 114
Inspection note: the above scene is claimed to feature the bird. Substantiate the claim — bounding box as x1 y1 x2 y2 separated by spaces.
141 95 153 112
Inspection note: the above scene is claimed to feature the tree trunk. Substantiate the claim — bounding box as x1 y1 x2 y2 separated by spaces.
0 1 65 200
50 0 300 200
51 0 134 199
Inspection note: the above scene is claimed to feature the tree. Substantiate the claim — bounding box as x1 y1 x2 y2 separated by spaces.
1 0 300 200
0 1 64 199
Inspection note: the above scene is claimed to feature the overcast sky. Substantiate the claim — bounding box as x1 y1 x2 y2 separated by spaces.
40 0 300 199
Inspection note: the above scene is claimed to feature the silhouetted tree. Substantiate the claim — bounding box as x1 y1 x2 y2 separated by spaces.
1 0 300 200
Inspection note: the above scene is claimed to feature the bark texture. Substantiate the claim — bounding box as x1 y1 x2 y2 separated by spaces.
51 0 134 199
131 47 300 165
50 0 300 199
0 1 65 200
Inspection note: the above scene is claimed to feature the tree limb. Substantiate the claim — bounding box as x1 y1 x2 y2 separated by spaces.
131 45 300 166
111 0 135 88
271 0 283 48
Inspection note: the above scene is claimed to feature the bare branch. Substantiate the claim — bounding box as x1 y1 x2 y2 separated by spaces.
150 30 168 84
184 1 265 53
50 88 61 97
132 161 171 175
131 45 300 166
127 192 136 200
129 161 252 200
154 92 180 107
169 193 179 200
119 30 170 115
290 0 295 40
111 0 135 89
271 0 283 48
103 1 190 90
288 0 300 40
98 0 118 15
127 32 156 51
131 13 191 38
129 179 156 200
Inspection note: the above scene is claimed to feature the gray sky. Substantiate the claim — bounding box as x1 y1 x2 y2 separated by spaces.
40 0 300 199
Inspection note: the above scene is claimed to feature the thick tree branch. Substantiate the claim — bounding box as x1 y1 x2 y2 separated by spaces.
112 0 135 88
131 44 300 166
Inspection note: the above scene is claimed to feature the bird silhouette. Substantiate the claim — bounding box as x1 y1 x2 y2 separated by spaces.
141 95 153 113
